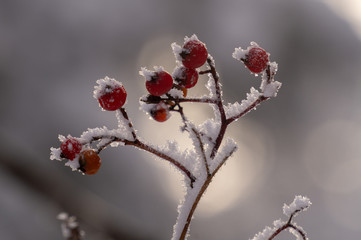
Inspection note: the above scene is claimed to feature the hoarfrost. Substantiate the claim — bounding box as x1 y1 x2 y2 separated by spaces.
262 81 282 97
65 158 80 172
283 195 312 217
139 66 165 81
198 118 220 142
250 226 274 240
168 88 184 99
225 87 261 119
209 138 237 173
184 34 200 43
206 74 218 99
93 76 124 99
50 147 62 161
171 42 183 63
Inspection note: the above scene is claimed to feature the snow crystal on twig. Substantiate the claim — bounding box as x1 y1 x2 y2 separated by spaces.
171 42 183 63
209 138 237 173
283 195 312 217
206 73 218 99
80 126 129 143
260 61 281 97
50 147 62 161
198 118 220 143
168 88 184 99
224 87 261 119
65 159 80 171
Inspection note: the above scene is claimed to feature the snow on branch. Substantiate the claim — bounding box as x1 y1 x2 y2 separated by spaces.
250 195 311 240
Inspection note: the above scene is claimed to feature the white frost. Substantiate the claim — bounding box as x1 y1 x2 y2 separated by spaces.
93 76 124 99
283 195 312 217
139 66 165 81
225 87 261 119
50 147 62 161
171 42 183 63
262 81 282 97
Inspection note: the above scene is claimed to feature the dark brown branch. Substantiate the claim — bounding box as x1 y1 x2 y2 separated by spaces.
226 95 269 125
119 107 137 140
140 96 217 104
268 209 308 240
90 135 196 185
206 56 227 159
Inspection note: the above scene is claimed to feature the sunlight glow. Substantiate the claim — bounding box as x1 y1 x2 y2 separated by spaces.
322 0 361 41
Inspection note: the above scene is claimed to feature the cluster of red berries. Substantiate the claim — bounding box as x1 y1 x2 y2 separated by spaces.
60 137 101 175
141 37 208 122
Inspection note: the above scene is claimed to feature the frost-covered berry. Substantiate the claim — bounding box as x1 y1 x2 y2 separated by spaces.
145 70 174 96
94 77 127 111
150 102 170 122
243 47 269 73
173 66 198 89
78 149 101 175
60 137 82 160
180 39 208 69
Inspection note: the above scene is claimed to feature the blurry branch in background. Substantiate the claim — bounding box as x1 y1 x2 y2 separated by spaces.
57 213 84 240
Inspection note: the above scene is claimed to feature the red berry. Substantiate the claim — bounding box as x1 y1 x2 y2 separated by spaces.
60 137 82 160
150 102 170 122
174 67 198 89
180 40 208 68
78 149 101 175
145 71 173 96
98 85 127 111
243 47 269 73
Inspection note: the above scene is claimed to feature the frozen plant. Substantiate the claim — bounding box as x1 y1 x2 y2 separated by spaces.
250 195 311 240
51 34 308 240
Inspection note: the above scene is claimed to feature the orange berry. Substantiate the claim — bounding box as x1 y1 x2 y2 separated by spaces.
150 102 170 122
78 149 101 175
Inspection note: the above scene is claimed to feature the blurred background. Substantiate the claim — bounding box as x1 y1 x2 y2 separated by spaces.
1 0 361 239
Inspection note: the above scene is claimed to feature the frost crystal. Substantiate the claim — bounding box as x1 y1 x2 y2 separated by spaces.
225 87 261 119
139 66 165 81
283 195 312 217
93 76 123 100
171 42 183 63
50 147 62 161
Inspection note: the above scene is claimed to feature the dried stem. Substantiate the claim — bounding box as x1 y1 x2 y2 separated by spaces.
268 210 308 240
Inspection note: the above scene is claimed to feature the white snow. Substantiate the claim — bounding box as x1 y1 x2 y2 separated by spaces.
225 87 261 119
262 81 282 97
171 42 183 63
209 138 238 173
93 76 124 99
283 195 312 217
168 88 184 99
139 66 164 81
50 147 62 161
184 34 200 43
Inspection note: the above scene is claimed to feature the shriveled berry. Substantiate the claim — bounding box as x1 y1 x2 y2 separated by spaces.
145 71 173 96
98 85 127 111
78 149 101 175
174 67 198 89
180 40 208 69
243 47 269 73
60 137 82 160
150 102 170 122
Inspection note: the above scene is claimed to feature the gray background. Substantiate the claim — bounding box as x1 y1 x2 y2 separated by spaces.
1 0 361 239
